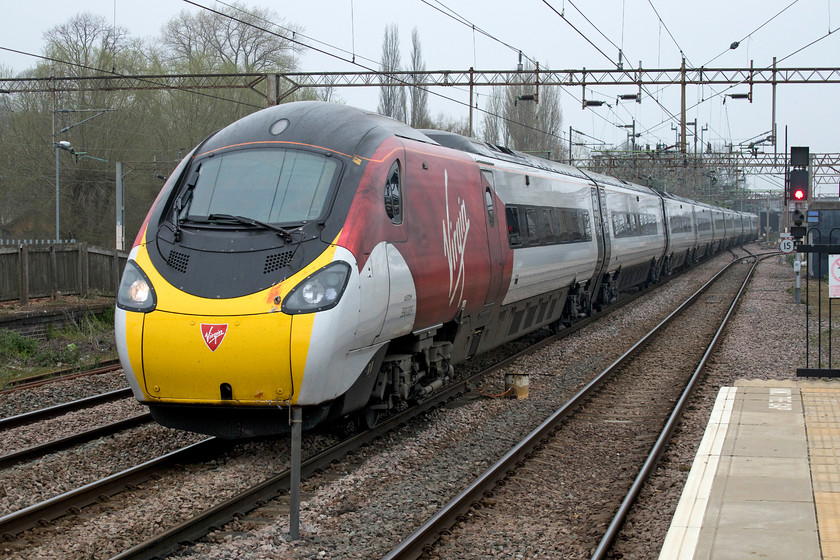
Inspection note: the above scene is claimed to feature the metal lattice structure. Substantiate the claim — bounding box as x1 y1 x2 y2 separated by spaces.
2 64 839 99
579 151 840 185
3 66 837 205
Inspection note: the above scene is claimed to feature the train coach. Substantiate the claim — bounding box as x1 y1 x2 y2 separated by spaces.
116 101 757 437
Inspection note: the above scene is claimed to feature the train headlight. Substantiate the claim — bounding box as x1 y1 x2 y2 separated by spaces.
282 262 351 314
117 260 157 313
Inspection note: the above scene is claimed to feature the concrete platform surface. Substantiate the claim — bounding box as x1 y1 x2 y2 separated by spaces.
660 380 840 560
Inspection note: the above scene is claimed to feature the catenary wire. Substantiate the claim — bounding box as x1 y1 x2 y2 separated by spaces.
182 0 584 146
0 45 264 110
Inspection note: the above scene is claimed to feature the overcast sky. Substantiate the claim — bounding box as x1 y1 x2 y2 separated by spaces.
2 0 838 193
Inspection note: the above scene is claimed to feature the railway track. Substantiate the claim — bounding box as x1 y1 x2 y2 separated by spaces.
0 360 122 392
0 438 224 539
383 255 758 559
104 260 736 559
0 253 748 559
0 267 656 558
0 413 152 469
0 387 132 430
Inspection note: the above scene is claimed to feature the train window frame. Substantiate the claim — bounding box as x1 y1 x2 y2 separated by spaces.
505 204 592 248
541 208 555 243
481 170 497 227
178 146 343 227
485 188 496 226
384 160 403 225
524 208 539 244
506 206 522 246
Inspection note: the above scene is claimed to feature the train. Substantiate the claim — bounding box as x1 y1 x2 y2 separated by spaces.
115 101 758 438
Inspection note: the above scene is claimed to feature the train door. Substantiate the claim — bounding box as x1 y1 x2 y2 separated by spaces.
587 186 611 302
480 170 504 305
659 196 671 265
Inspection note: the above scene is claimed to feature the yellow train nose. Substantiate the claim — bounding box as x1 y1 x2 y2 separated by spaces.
141 311 295 404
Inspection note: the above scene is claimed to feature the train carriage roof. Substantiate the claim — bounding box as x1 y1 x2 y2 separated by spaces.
421 129 659 197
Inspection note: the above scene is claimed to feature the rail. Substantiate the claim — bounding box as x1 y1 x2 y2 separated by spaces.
381 255 756 560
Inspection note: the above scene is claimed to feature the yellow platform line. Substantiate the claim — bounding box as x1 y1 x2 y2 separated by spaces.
803 387 840 560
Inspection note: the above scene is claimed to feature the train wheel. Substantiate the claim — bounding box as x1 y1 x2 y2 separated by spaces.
355 407 381 431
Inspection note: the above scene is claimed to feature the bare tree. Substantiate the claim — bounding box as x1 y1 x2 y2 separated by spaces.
408 28 430 128
478 64 564 160
431 113 470 136
160 2 301 73
42 12 131 74
480 87 506 145
502 80 564 160
377 23 406 122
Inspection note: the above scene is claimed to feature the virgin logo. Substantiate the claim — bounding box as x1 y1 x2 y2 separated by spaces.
200 324 228 352
442 169 470 307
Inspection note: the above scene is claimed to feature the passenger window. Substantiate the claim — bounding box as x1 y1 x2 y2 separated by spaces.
525 208 538 242
506 206 521 246
541 209 554 242
481 171 496 227
384 161 402 224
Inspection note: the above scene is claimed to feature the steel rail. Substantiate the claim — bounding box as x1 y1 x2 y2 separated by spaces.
107 250 744 560
109 334 573 560
109 284 660 559
381 257 745 560
1 360 122 392
0 387 133 430
0 413 152 469
590 255 761 559
0 438 225 539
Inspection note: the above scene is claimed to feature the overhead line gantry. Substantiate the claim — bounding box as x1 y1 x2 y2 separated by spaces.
3 62 838 148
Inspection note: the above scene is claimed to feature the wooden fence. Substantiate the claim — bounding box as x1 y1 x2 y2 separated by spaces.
0 243 127 304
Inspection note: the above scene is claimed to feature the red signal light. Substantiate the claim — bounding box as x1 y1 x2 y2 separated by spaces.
790 169 808 201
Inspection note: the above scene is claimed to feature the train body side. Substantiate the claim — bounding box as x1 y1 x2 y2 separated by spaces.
116 101 759 438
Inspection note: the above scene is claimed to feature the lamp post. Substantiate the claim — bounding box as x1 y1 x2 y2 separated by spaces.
52 108 115 243
54 140 74 243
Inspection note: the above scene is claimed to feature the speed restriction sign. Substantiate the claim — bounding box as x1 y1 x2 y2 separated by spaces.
780 239 795 254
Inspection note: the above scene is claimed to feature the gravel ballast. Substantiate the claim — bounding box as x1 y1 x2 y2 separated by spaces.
1 247 805 559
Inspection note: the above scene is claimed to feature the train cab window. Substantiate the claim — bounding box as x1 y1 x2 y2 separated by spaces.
384 161 402 224
506 206 521 246
185 148 340 225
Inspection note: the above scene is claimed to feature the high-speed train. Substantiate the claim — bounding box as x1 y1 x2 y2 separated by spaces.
115 101 758 437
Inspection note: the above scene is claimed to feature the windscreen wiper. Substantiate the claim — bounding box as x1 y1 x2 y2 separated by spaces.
172 165 200 241
207 213 295 242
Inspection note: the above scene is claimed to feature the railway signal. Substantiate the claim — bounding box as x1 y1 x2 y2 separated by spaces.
789 147 809 202
790 169 808 201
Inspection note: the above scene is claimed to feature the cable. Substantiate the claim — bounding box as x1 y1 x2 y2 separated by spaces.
565 0 623 60
212 0 380 68
0 45 264 110
703 0 802 67
541 0 673 145
775 24 839 65
541 0 616 67
183 0 576 146
644 22 840 145
420 0 537 66
645 0 689 64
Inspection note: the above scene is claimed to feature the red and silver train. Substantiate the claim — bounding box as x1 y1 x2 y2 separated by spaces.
116 101 758 437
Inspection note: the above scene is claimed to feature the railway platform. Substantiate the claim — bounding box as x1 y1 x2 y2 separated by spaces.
660 379 840 559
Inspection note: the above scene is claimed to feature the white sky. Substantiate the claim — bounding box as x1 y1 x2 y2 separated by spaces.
2 0 838 193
